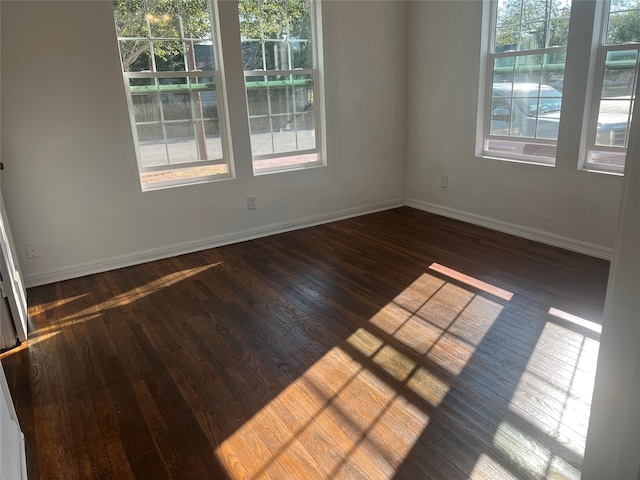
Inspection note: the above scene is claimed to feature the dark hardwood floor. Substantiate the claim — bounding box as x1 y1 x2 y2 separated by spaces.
1 207 610 479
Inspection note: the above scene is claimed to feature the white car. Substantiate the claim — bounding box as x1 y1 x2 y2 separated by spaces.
490 82 628 146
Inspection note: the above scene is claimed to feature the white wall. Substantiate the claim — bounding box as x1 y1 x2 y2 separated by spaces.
0 0 407 286
2 0 639 476
581 48 640 480
405 0 623 257
403 2 639 476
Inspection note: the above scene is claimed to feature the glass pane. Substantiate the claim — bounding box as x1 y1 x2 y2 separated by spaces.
161 92 191 120
261 0 288 42
137 124 167 168
495 28 519 52
247 74 315 157
489 97 513 136
132 94 161 122
246 76 269 116
514 54 543 84
293 73 315 129
201 92 219 119
154 40 185 71
535 96 563 139
610 0 640 14
157 75 185 85
523 0 549 22
166 123 198 164
272 130 297 153
548 19 570 47
192 43 215 70
238 0 262 40
191 87 217 120
129 76 157 92
490 71 563 140
119 40 151 72
550 0 571 18
494 0 571 51
239 0 312 70
292 39 313 69
603 50 638 97
268 75 294 116
607 10 640 45
496 0 523 28
250 117 274 156
180 0 213 40
199 120 223 160
595 101 632 146
242 40 265 70
542 51 566 89
493 57 516 84
520 21 547 49
146 0 180 38
589 150 627 168
288 0 312 39
264 40 281 70
113 0 147 37
295 88 316 151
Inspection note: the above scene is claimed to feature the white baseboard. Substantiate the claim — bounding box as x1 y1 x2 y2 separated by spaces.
405 198 612 260
24 196 611 287
24 198 405 287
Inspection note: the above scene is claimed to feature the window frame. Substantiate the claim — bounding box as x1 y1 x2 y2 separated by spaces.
478 0 572 166
239 0 326 175
583 0 640 175
115 0 235 191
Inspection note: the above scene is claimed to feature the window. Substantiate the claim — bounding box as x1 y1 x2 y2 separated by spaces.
113 0 233 190
238 0 325 173
481 0 572 163
585 0 640 173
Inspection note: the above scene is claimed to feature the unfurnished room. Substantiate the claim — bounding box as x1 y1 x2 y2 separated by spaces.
0 0 639 479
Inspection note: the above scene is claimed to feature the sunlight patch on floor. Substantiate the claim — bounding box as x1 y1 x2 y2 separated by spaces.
29 263 220 334
493 420 581 480
215 346 431 479
367 272 504 376
504 309 601 475
548 307 602 334
0 330 61 359
214 265 596 480
429 262 514 301
27 293 88 318
215 268 510 479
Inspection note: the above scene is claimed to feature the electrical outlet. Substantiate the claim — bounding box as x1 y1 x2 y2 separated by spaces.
25 242 39 259
441 175 449 188
247 195 257 210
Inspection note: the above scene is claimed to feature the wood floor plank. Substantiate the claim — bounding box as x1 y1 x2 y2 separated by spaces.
1 207 609 479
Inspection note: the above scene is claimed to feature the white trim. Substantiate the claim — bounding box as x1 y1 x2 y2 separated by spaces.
480 0 571 165
475 0 492 158
405 197 612 260
115 0 235 191
23 198 405 288
23 197 613 288
0 360 27 480
24 196 614 287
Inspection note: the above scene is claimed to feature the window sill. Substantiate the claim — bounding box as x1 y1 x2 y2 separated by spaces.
476 153 556 168
577 165 624 177
140 172 235 192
